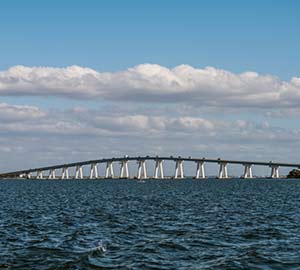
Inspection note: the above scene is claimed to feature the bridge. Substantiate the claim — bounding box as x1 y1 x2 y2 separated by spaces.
0 156 299 180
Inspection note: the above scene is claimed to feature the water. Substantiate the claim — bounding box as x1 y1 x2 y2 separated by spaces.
0 179 300 269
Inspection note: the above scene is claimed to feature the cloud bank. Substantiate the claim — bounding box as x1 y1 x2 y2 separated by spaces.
0 102 299 172
0 102 297 142
1 64 300 108
1 64 299 171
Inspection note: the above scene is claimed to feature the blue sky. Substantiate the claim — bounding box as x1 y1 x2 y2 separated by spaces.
0 0 300 174
1 0 299 78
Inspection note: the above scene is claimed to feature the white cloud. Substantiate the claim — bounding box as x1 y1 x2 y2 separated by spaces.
1 102 300 172
0 103 298 143
0 102 46 121
1 64 300 109
0 104 216 136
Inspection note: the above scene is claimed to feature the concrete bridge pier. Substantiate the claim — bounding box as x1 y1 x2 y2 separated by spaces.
154 160 164 179
105 161 114 178
119 160 129 178
174 160 184 179
242 164 253 178
137 160 147 179
218 162 228 179
49 169 56 179
270 165 280 178
75 165 83 179
89 163 98 179
195 161 205 179
61 167 69 179
37 170 43 179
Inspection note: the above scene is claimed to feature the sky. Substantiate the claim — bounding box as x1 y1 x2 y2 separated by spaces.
0 0 300 176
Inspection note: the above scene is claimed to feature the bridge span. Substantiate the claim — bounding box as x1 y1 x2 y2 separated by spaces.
0 156 299 180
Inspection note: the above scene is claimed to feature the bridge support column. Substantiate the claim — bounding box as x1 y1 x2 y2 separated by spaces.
49 169 56 179
27 172 32 179
137 160 147 180
75 165 83 179
89 163 98 179
242 164 253 179
195 161 205 179
218 162 228 179
120 160 129 178
270 165 280 178
37 170 43 179
61 167 69 179
174 160 184 179
154 160 164 179
105 161 114 178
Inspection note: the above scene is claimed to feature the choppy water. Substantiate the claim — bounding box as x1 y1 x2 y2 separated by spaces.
1 179 300 269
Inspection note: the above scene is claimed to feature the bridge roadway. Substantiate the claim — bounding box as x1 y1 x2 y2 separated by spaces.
0 156 299 179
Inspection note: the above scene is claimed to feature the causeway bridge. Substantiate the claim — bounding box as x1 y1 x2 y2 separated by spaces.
0 156 299 180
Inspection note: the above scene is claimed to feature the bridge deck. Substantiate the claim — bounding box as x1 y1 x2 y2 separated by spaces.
0 156 299 178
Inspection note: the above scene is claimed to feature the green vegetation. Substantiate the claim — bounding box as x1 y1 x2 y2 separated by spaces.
287 169 300 178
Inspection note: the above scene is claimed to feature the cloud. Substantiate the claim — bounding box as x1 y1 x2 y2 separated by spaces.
0 102 46 121
1 102 300 172
1 64 300 108
0 103 216 136
0 103 298 143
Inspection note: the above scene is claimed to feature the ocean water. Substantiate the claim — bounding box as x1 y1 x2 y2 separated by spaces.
0 178 300 269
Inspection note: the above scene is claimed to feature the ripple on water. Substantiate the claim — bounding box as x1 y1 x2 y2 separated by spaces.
1 179 300 269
